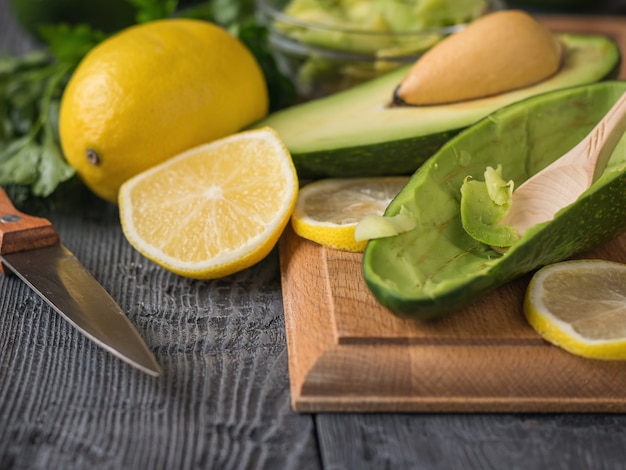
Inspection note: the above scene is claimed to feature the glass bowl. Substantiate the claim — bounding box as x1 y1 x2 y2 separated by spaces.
256 0 506 100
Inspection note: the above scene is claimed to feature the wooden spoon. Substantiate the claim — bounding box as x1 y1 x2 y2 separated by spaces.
500 90 626 238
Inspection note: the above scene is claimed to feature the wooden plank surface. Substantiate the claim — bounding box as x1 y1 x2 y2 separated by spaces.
280 15 626 413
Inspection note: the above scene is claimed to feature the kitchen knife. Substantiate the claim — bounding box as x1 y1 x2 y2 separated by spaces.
0 188 161 377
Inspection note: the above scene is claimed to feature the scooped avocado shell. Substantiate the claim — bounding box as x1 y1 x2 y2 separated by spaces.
254 34 619 179
362 81 626 320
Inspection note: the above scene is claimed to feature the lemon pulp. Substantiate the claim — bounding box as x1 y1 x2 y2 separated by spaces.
118 128 298 279
524 259 626 360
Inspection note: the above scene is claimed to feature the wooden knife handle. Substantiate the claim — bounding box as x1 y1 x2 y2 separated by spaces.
0 188 60 274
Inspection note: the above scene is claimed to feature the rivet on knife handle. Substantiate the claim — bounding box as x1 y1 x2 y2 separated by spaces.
0 188 60 274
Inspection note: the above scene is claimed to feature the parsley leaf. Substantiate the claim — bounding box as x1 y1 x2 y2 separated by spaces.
0 49 76 197
39 24 106 64
129 0 179 23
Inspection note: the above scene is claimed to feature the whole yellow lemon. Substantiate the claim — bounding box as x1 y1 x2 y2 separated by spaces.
59 18 269 203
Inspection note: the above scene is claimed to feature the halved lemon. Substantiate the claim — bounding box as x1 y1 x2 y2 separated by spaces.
118 127 298 279
524 259 626 360
291 177 409 252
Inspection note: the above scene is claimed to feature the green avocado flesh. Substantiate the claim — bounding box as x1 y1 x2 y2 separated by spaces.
253 34 619 179
460 165 519 248
362 81 626 320
280 0 488 55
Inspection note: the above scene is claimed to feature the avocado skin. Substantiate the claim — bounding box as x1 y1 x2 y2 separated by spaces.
292 128 461 178
362 81 626 320
256 34 620 180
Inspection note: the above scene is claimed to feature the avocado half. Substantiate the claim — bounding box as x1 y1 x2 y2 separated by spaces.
254 34 619 178
362 81 626 320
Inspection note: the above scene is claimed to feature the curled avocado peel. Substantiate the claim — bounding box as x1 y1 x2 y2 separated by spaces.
460 165 520 249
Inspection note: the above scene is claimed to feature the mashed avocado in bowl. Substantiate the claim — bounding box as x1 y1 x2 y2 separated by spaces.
256 0 503 98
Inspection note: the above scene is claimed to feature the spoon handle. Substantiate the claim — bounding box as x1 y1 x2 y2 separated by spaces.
586 90 626 182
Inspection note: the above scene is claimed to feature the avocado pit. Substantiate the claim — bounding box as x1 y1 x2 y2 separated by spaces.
394 10 563 106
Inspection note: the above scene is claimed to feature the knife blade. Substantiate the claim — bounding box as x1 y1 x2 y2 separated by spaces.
0 188 161 377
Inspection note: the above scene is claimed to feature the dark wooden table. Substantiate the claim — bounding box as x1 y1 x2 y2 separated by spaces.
2 1 626 469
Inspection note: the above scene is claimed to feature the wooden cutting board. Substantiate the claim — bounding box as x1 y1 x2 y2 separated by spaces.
279 15 626 413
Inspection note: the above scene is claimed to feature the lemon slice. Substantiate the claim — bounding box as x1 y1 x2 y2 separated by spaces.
118 127 298 279
291 177 409 252
524 259 626 360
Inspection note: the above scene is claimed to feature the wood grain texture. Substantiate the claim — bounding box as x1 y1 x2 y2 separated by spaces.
316 412 626 470
281 227 626 412
280 15 626 413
